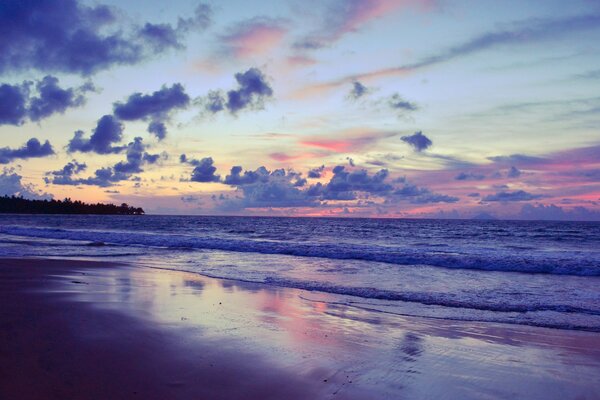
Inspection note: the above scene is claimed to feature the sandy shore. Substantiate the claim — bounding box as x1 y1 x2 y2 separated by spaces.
1 258 599 399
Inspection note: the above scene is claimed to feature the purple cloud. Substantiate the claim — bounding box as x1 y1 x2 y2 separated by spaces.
0 1 212 76
0 76 91 125
67 115 125 154
401 131 432 152
203 68 273 115
482 190 543 202
0 138 54 164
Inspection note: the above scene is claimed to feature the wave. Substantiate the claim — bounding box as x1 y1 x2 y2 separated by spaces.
1 225 599 276
262 277 600 316
144 265 600 332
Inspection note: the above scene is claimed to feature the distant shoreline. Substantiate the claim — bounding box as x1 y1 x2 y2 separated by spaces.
0 196 144 215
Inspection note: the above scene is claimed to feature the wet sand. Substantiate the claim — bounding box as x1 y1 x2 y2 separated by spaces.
1 258 599 399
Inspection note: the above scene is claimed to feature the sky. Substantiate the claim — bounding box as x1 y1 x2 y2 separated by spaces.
1 0 599 220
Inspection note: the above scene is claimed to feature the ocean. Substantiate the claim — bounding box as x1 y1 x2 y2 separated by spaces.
1 215 599 331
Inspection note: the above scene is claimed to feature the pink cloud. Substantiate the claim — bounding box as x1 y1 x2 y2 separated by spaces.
295 0 437 49
299 130 398 153
221 17 287 59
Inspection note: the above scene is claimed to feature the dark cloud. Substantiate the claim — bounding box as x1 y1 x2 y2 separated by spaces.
0 1 212 76
28 76 92 121
147 121 167 140
113 137 160 174
139 23 182 52
213 162 460 210
0 76 91 125
219 167 316 210
113 83 190 140
455 172 485 181
50 137 158 187
0 167 51 199
203 68 273 114
318 166 392 200
182 156 220 183
78 167 130 187
487 154 545 164
113 84 190 121
67 115 125 154
348 81 368 99
507 166 521 178
401 131 432 152
227 68 273 113
204 90 226 113
0 138 54 164
140 4 213 51
518 203 600 221
44 160 87 185
0 82 29 125
389 94 418 112
223 166 266 185
482 190 543 202
393 182 459 204
307 165 325 178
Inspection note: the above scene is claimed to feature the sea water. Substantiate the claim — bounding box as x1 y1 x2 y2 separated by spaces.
1 215 599 331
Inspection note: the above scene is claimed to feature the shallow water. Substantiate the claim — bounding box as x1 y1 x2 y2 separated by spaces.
1 215 599 330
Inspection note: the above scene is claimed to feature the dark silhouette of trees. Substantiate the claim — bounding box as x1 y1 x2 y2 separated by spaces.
0 196 144 215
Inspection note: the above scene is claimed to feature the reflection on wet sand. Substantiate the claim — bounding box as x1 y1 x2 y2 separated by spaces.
54 263 600 399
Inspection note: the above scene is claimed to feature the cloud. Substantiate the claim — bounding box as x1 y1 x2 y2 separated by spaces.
294 0 435 50
482 190 543 202
455 171 485 181
201 161 459 211
401 131 432 152
0 76 91 125
319 166 392 200
393 181 459 204
202 68 273 114
308 165 325 178
298 12 600 93
113 83 190 139
487 154 545 165
388 93 418 112
0 82 29 125
0 1 212 75
348 81 369 99
0 167 51 199
507 166 521 178
300 130 397 153
0 138 55 164
30 77 93 121
181 156 220 183
50 137 159 187
219 167 317 210
223 166 266 185
44 160 87 185
113 83 190 140
518 203 600 221
113 137 161 174
113 83 190 121
147 121 167 140
218 17 287 59
67 115 125 154
226 68 273 113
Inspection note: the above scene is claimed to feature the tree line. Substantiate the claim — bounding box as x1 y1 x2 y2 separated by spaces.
0 196 145 215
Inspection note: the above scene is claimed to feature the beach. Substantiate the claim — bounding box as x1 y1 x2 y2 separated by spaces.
1 257 599 400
